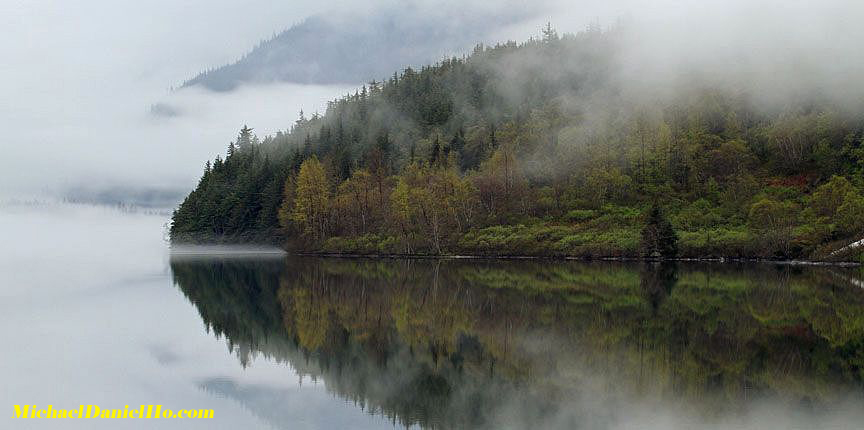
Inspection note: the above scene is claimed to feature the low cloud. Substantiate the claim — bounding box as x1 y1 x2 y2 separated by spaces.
2 0 862 199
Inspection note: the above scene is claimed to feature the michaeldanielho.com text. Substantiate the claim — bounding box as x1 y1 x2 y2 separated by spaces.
13 405 213 419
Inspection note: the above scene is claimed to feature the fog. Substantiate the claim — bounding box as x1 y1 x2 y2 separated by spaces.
3 3 863 428
614 1 864 109
0 0 534 201
0 1 330 199
3 0 861 202
0 203 403 430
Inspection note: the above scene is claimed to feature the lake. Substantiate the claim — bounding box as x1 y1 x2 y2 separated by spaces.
2 204 864 429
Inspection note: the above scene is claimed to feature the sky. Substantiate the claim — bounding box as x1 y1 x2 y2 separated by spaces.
1 0 862 201
0 0 346 199
0 0 553 201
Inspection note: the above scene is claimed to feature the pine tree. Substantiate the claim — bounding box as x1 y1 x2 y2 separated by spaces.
641 204 678 259
542 22 559 43
294 110 307 132
237 125 254 151
303 134 312 157
429 137 441 166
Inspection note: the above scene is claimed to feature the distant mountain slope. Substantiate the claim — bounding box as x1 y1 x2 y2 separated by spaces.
181 10 528 91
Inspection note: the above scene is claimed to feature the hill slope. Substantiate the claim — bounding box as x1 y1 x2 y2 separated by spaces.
170 28 864 261
181 10 526 91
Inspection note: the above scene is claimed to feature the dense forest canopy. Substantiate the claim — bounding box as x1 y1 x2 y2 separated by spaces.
170 26 864 260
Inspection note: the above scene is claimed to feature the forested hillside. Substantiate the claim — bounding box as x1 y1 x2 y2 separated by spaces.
170 27 864 261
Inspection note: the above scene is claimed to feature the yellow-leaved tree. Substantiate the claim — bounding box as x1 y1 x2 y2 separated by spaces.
390 162 477 254
291 157 330 241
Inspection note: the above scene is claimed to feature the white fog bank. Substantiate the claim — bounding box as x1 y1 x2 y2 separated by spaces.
3 0 863 201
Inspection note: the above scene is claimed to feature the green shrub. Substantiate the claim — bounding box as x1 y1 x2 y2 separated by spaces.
458 223 640 257
564 209 597 222
761 185 803 202
585 204 643 229
678 227 758 258
674 198 725 230
322 234 400 254
837 191 864 234
810 176 855 217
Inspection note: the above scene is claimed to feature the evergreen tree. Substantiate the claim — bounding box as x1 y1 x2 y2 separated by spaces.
542 22 559 42
641 205 678 259
303 134 312 157
237 125 254 151
429 137 441 166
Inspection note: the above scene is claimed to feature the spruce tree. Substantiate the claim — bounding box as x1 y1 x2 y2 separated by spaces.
237 125 254 151
641 204 678 259
429 137 441 166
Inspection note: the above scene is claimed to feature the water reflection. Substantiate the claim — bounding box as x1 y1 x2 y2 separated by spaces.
170 257 864 429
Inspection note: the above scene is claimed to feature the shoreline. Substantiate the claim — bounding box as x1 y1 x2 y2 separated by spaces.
283 251 863 266
167 241 863 266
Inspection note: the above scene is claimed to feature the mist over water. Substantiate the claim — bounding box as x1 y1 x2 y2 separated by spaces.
0 203 401 429
0 0 357 200
0 80 352 201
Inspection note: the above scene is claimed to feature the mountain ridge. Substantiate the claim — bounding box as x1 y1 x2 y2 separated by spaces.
180 10 529 91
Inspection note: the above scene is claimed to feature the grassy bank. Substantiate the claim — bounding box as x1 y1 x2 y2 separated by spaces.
305 201 864 263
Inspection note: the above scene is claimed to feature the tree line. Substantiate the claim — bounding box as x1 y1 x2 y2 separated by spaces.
171 26 864 260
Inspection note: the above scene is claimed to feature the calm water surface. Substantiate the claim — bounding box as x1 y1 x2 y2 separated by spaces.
2 204 864 429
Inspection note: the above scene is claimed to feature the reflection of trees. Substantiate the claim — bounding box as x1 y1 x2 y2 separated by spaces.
170 257 864 428
640 262 678 312
170 257 287 366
